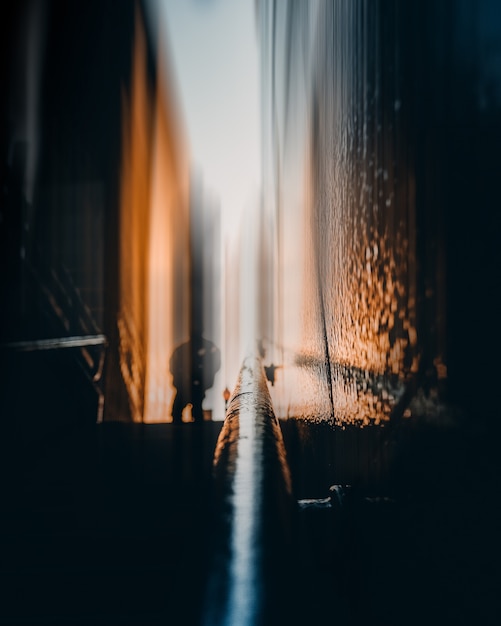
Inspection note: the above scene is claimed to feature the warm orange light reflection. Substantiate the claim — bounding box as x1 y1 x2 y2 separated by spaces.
118 14 152 421
144 41 190 423
268 134 420 426
118 13 189 423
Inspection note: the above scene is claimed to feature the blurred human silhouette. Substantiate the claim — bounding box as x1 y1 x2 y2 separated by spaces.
264 363 281 386
169 332 221 423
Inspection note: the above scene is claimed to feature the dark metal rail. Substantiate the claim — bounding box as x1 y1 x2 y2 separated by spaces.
203 356 296 626
2 334 107 352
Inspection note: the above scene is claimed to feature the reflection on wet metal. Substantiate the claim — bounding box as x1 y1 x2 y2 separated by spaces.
258 2 427 425
204 356 293 626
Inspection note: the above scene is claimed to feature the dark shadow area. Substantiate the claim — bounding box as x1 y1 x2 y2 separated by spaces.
0 421 223 626
280 416 499 625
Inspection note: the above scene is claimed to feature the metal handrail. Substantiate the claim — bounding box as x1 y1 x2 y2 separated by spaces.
19 256 108 384
203 355 295 626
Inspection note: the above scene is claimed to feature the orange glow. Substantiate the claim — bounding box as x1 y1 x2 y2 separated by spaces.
269 144 419 426
118 13 189 423
144 38 190 423
118 14 152 421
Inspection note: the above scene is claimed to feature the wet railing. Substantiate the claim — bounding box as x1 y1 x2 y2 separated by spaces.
203 355 296 626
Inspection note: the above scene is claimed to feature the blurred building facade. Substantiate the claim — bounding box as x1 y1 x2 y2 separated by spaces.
1 0 141 432
0 0 209 426
257 0 501 431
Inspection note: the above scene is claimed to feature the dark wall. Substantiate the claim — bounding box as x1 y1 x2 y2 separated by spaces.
407 0 501 419
0 1 157 433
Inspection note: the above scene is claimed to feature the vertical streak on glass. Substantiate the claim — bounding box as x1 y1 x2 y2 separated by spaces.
144 34 190 423
118 13 189 423
118 14 152 422
259 0 421 424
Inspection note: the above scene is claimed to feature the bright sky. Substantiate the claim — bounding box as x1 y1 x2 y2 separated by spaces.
146 0 261 236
